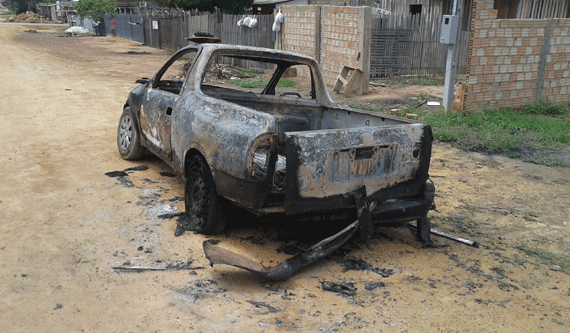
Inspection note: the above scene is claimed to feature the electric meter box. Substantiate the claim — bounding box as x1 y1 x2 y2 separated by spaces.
440 15 460 44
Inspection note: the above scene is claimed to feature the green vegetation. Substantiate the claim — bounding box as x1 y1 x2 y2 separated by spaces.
74 0 117 21
345 95 569 167
229 77 295 89
524 98 569 117
516 244 570 275
552 319 564 326
235 67 256 79
520 156 567 167
513 255 526 266
493 266 506 277
277 78 295 88
411 75 444 86
343 99 384 112
229 77 266 88
154 0 253 15
417 106 570 165
0 9 15 16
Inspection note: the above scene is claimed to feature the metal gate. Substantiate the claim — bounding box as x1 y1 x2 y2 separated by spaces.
130 14 144 44
103 14 145 44
370 29 414 78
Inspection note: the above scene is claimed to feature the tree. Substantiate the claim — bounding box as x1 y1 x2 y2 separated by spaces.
2 0 36 14
74 0 117 22
154 0 253 15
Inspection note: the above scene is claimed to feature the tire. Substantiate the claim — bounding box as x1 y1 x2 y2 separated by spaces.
185 156 226 235
117 107 145 160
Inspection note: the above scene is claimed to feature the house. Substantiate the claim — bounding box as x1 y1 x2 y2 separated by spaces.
36 1 75 22
115 0 160 14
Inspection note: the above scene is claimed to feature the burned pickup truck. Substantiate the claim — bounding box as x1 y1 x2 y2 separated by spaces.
117 44 435 277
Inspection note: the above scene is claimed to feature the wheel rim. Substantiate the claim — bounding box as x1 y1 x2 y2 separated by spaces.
188 174 209 228
119 114 133 152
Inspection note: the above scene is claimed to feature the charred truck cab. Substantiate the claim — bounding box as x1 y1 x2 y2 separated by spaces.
118 44 435 274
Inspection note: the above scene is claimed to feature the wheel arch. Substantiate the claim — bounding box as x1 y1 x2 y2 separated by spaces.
183 146 209 178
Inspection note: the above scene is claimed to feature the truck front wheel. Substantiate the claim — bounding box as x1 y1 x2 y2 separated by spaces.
185 156 226 235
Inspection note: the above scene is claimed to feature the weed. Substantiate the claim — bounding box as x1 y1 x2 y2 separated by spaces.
492 266 506 277
521 156 567 167
344 99 382 112
497 280 512 290
277 78 295 88
523 99 569 117
411 75 444 86
229 77 294 89
467 261 482 274
417 106 570 165
513 255 526 266
552 318 564 326
516 244 570 275
229 77 267 88
176 56 191 62
236 67 256 78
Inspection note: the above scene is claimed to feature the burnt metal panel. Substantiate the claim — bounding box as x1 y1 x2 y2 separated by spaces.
285 124 433 215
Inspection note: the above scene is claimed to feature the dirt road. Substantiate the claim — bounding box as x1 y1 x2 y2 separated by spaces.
1 24 569 332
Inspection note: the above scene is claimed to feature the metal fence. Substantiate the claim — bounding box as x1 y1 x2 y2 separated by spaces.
78 14 145 43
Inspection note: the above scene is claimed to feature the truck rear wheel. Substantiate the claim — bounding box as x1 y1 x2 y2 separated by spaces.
185 156 226 235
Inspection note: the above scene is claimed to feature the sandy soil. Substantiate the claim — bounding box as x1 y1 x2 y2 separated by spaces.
1 24 570 332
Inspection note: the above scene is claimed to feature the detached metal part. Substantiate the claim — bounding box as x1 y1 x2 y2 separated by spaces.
203 219 360 281
203 191 375 280
203 185 436 280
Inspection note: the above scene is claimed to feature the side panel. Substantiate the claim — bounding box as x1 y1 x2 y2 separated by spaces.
285 124 432 214
170 92 277 209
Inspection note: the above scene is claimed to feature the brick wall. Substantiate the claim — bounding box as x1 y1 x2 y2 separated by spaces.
280 5 370 94
464 0 570 111
320 6 362 86
280 6 320 60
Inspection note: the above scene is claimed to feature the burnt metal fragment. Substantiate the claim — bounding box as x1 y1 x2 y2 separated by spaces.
321 281 356 295
203 220 360 281
365 282 386 291
247 300 279 313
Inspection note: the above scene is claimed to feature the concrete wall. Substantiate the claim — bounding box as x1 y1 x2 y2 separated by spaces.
280 5 370 94
464 0 570 111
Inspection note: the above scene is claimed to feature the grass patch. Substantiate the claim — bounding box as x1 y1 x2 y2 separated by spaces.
411 75 444 86
516 244 570 275
520 156 567 167
492 266 506 277
229 77 295 89
524 99 569 117
344 99 384 112
277 78 295 87
229 77 267 88
236 67 256 78
418 106 570 165
513 255 526 266
552 318 564 326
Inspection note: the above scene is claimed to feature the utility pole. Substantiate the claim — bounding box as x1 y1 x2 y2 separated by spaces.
442 0 463 112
